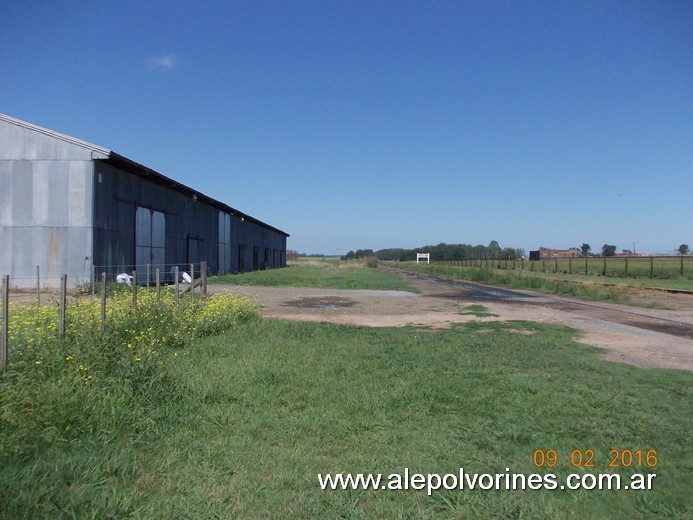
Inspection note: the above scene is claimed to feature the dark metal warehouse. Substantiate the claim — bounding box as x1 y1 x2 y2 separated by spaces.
0 113 289 288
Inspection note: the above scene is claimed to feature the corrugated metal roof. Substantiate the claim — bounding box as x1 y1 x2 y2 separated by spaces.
0 113 289 237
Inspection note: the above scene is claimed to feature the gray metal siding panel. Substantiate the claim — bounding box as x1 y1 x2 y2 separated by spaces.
0 154 93 287
0 115 109 161
0 160 12 225
1 160 92 228
1 226 92 289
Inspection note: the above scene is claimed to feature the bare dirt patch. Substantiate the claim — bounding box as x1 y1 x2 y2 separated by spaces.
210 271 691 372
505 328 537 335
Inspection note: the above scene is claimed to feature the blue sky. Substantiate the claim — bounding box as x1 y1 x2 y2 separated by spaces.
2 1 691 255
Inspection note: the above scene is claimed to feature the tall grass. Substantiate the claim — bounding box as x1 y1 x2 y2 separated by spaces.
0 291 258 487
2 319 690 518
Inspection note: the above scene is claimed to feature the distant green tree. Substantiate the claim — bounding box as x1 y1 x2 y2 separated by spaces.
368 241 526 262
678 244 690 255
352 249 375 259
375 248 410 261
488 240 502 258
580 243 591 256
601 244 617 257
500 247 516 259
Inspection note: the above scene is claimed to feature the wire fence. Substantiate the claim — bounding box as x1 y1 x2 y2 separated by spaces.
1 262 209 372
431 255 693 280
3 261 209 296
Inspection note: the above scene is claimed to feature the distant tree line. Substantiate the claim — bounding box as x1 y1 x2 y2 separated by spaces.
342 241 526 261
579 243 691 257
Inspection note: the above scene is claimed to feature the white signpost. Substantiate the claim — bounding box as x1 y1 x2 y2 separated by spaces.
416 253 430 264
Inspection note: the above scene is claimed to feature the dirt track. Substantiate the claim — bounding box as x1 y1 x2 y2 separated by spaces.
208 268 693 372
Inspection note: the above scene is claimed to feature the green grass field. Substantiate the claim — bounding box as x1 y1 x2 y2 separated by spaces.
396 261 693 306
1 262 691 518
430 256 693 286
211 258 418 292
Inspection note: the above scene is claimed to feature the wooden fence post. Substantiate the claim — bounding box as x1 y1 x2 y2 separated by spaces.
602 257 607 276
175 266 180 308
625 257 628 277
190 263 195 298
585 257 588 276
132 270 137 310
568 257 572 275
100 272 106 334
156 268 161 305
201 261 207 298
1 274 8 373
59 274 67 339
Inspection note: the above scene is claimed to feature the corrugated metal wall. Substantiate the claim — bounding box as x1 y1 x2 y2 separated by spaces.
92 161 219 279
0 116 100 288
230 217 287 273
92 161 288 278
1 114 289 287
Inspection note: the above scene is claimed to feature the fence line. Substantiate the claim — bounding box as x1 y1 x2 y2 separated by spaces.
430 255 692 280
3 261 209 300
0 261 208 373
90 261 206 289
1 275 8 372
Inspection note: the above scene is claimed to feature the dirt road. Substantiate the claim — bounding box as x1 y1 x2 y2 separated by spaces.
209 268 693 372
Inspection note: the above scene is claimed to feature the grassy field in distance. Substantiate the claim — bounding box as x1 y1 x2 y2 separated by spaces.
211 257 419 292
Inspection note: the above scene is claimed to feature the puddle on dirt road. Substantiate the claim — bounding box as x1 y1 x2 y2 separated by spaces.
422 275 530 301
453 283 528 300
283 296 355 309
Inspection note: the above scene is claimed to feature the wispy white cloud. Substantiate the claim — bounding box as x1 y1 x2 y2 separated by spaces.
148 53 178 72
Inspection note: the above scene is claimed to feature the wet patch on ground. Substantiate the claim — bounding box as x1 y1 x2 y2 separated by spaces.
282 296 355 309
452 283 529 300
421 275 532 301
